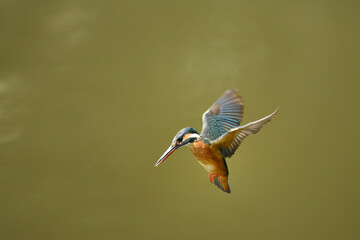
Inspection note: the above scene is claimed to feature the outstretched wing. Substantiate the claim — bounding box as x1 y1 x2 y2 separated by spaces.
210 107 278 158
200 89 244 141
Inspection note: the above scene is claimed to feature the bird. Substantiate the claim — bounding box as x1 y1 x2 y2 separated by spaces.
155 89 278 193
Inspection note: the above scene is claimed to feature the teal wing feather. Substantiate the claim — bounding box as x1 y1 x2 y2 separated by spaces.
200 89 244 141
210 107 278 158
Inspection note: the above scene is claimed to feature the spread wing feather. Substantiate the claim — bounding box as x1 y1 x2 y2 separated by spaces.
210 107 278 158
200 89 244 140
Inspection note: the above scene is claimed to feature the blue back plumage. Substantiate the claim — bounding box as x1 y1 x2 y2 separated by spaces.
200 89 243 141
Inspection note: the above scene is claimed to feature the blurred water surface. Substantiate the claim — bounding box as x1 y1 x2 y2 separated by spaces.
0 1 359 240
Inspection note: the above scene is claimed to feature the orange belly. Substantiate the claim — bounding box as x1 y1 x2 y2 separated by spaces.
190 141 228 176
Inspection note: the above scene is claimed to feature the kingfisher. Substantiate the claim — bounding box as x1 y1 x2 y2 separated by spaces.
155 89 278 193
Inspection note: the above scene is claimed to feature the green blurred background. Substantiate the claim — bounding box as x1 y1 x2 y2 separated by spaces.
1 0 359 239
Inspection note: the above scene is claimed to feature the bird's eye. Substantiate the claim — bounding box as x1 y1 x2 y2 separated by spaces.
178 137 183 143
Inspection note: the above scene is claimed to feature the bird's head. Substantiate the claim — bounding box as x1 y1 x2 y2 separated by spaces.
155 127 200 167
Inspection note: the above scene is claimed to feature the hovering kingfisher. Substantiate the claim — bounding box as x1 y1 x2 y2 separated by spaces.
155 89 278 193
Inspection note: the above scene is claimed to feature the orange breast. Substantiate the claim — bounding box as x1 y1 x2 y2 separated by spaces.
190 141 227 175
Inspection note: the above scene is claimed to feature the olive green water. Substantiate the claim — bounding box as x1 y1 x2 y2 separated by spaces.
1 1 359 239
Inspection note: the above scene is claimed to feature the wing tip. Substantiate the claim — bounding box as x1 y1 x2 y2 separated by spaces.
268 106 279 119
223 88 243 103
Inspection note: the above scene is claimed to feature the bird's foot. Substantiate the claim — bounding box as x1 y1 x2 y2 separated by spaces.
208 173 218 182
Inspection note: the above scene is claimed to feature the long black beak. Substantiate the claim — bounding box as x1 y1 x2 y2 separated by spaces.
155 145 179 167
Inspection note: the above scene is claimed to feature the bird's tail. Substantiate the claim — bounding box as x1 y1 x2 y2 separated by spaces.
213 175 231 193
